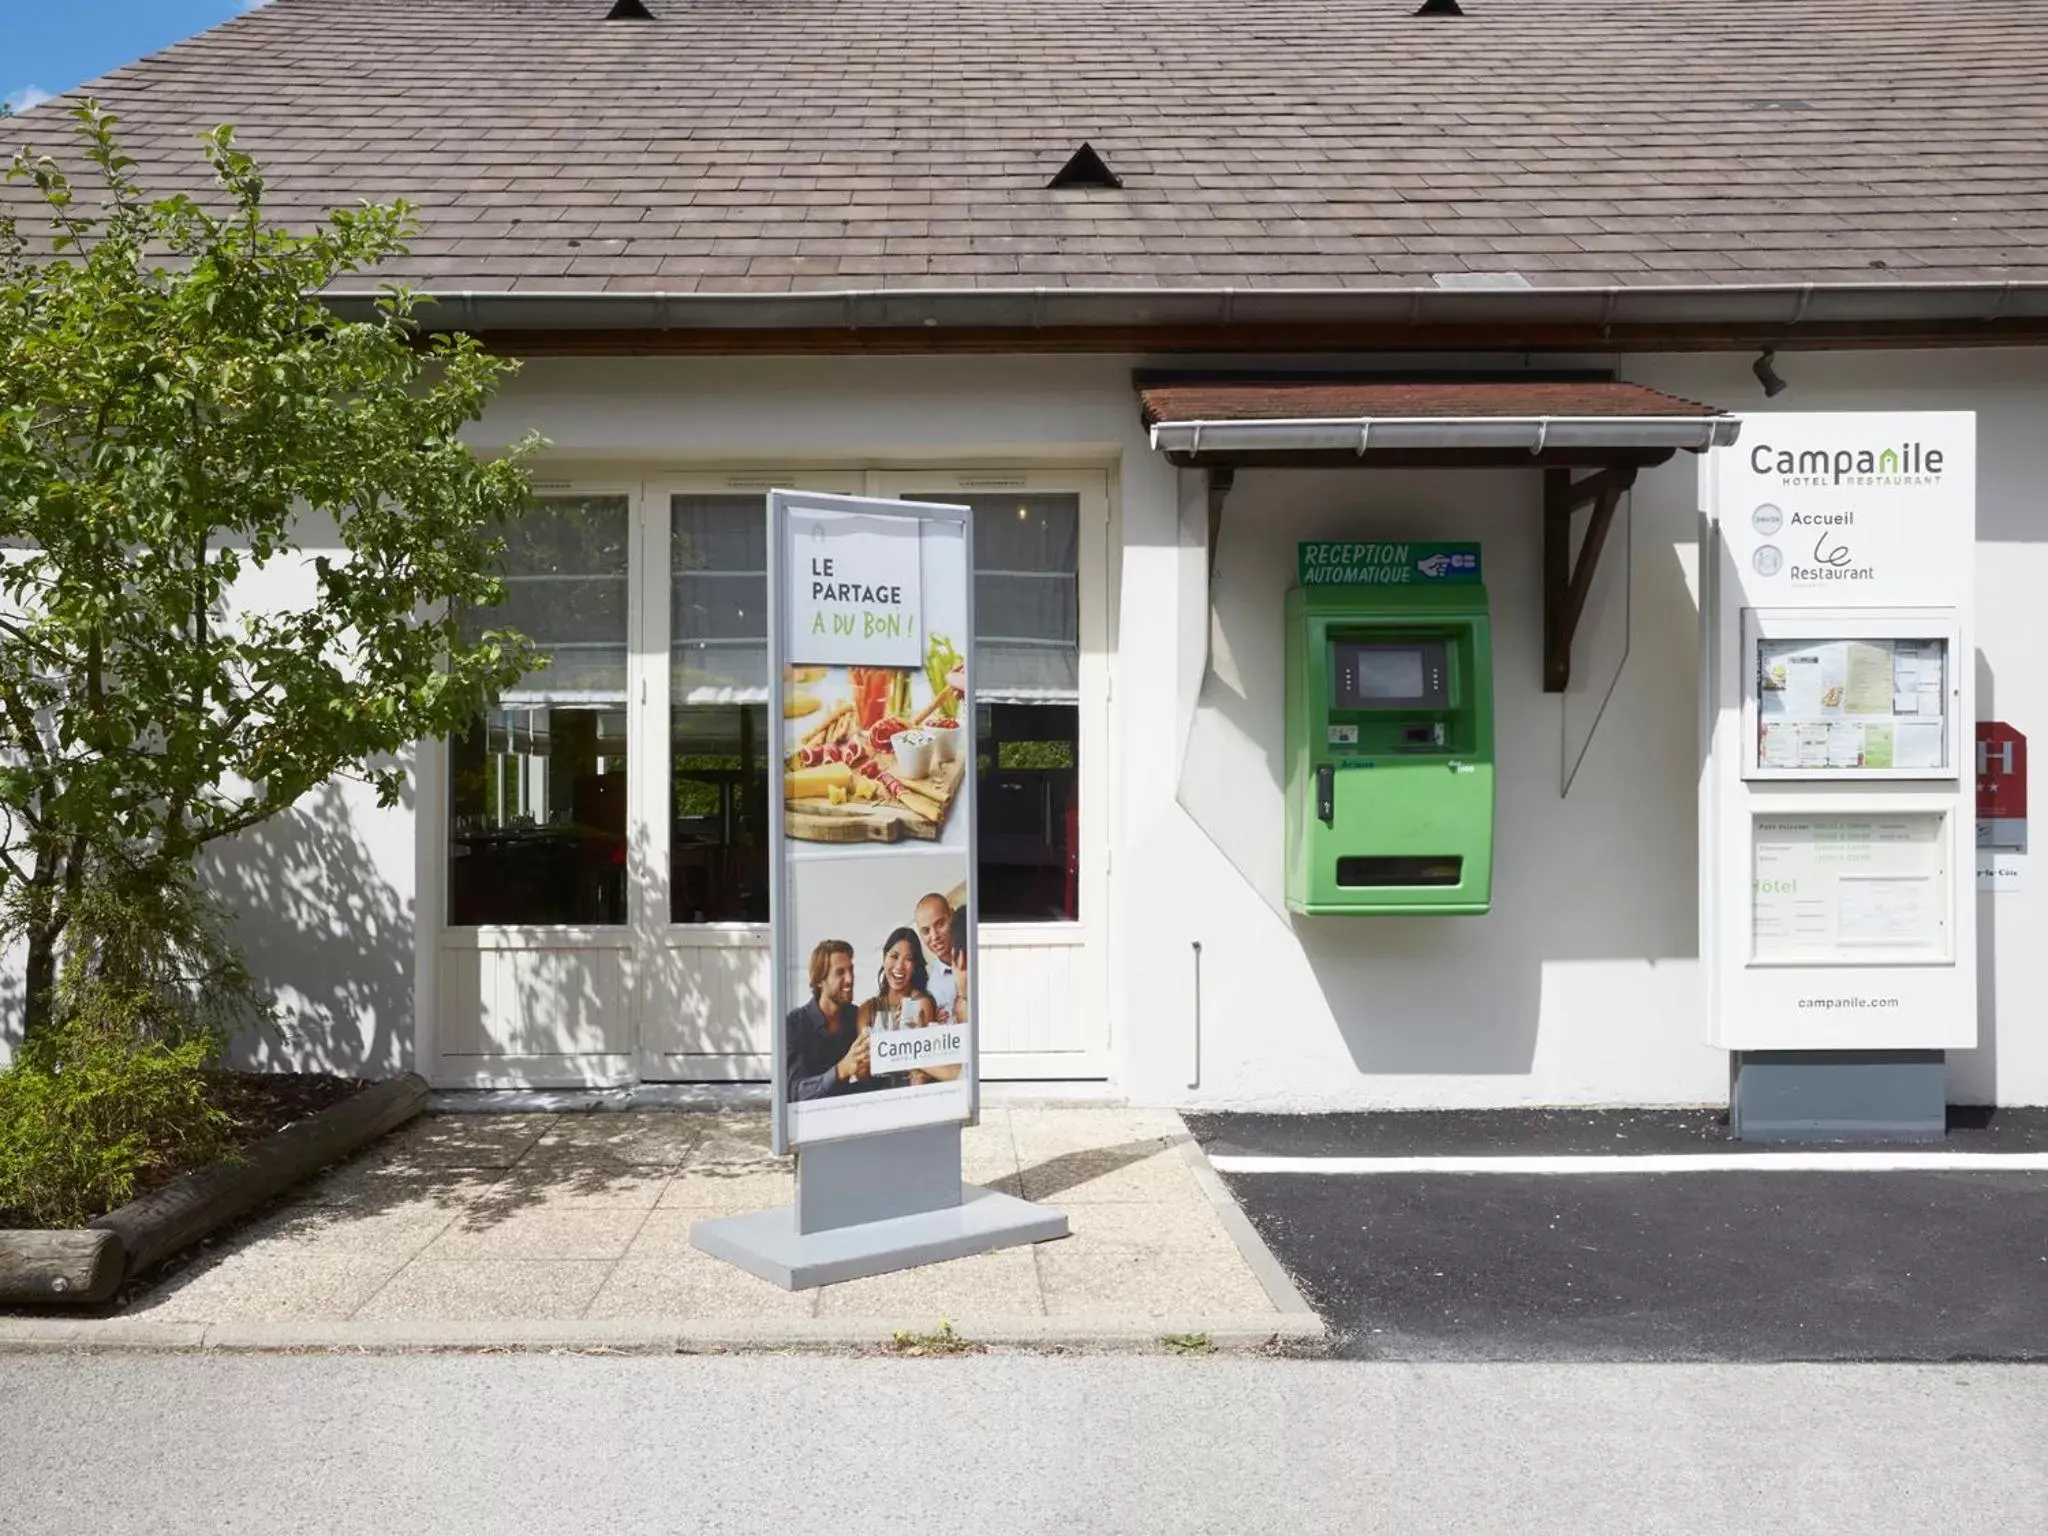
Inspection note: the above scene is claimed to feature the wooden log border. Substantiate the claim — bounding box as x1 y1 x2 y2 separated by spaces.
0 1072 430 1307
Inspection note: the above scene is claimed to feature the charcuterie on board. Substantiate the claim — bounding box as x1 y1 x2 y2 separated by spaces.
781 642 967 844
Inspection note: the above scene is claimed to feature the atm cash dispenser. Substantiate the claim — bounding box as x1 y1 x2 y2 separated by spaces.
1284 542 1495 915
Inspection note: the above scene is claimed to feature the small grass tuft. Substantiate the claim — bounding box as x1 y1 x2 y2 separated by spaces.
1159 1332 1214 1355
887 1320 985 1357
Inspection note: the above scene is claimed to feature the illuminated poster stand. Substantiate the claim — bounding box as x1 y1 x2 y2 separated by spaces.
692 491 1066 1287
1701 414 1976 1139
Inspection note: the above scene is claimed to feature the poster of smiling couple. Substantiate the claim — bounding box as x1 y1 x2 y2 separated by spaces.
769 491 978 1152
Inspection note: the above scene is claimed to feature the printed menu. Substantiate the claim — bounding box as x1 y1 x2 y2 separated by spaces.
1756 638 1947 772
1752 813 1948 959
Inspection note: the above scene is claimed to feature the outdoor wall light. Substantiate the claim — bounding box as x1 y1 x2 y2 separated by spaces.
1753 349 1788 397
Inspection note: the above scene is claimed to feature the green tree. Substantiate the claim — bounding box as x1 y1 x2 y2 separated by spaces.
0 103 541 1039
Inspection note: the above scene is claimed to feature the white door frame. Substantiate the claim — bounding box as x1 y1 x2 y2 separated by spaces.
868 469 1114 1079
418 466 1115 1087
635 470 858 1083
416 478 645 1089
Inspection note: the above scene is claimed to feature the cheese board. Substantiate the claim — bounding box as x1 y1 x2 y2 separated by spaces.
781 658 969 846
785 756 965 843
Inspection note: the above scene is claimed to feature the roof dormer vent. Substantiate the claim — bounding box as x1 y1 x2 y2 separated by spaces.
1415 0 1464 14
1048 142 1123 191
607 0 656 18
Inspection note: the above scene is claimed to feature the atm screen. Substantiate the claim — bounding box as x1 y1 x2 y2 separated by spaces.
1333 640 1448 708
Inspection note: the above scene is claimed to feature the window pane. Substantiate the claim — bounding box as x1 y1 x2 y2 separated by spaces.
905 492 1082 921
672 495 772 921
449 496 630 926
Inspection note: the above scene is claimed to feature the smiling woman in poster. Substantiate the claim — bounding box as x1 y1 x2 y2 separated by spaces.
853 926 960 1087
857 927 936 1034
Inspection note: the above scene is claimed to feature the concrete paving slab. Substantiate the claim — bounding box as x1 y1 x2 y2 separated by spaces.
586 1254 820 1321
424 1207 651 1263
354 1259 615 1322
526 1116 706 1167
621 1208 716 1260
132 1254 403 1324
1052 1197 1251 1252
233 1188 479 1250
0 1104 1320 1354
655 1164 796 1213
374 1114 558 1169
296 1165 509 1210
687 1112 777 1161
1010 1107 1182 1154
1036 1242 1279 1320
1019 1145 1197 1204
473 1159 675 1212
961 1154 1022 1187
814 1243 1047 1318
959 1115 1020 1181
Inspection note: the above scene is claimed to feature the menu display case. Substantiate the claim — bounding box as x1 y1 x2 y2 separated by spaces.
1743 612 1959 780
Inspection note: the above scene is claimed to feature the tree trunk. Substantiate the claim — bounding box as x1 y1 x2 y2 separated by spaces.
20 916 58 1045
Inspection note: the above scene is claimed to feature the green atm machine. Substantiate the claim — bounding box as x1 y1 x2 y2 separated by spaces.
1284 541 1495 915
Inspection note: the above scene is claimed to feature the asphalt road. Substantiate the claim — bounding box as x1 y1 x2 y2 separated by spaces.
4 1354 2048 1535
1188 1111 2048 1361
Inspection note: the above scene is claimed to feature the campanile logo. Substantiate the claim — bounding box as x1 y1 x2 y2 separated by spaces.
1747 441 1945 487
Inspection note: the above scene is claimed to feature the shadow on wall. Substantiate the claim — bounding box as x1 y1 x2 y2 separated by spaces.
1184 465 1703 1080
203 779 414 1080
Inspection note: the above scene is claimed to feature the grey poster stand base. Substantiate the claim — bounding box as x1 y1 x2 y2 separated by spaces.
1732 1049 1947 1143
691 1122 1069 1290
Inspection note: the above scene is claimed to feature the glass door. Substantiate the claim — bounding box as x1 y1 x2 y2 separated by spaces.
875 473 1112 1079
638 476 857 1080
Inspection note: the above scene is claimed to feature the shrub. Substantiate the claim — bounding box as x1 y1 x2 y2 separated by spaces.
0 1022 233 1228
42 855 275 1050
0 856 262 1228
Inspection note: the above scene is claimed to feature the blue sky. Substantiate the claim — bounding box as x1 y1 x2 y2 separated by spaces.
5 1 261 113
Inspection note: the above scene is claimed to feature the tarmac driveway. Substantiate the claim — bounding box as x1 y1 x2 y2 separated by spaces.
1185 1109 2048 1362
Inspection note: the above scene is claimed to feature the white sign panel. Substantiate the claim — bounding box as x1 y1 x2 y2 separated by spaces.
787 509 924 667
1977 855 2024 892
770 492 977 1152
1701 412 1977 1053
1717 414 1972 609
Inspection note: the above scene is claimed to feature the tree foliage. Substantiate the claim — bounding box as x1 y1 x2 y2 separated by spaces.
0 103 542 1034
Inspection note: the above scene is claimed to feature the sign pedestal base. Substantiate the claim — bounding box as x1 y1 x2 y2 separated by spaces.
691 1125 1069 1290
1732 1050 1947 1142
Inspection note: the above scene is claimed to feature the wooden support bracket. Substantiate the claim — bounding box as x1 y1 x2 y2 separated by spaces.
1543 464 1637 692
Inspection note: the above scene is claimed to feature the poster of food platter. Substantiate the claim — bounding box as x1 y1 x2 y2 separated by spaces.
768 491 979 1152
782 643 967 844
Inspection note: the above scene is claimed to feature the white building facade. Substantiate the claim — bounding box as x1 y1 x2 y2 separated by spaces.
182 345 2048 1110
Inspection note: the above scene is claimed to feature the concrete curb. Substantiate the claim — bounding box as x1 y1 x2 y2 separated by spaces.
0 1311 1325 1355
1171 1127 1325 1329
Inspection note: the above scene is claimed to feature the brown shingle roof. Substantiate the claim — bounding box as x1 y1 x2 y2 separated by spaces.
7 0 2048 301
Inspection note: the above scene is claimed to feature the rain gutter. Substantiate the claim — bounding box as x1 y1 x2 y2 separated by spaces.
317 281 2048 334
1146 415 1742 456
